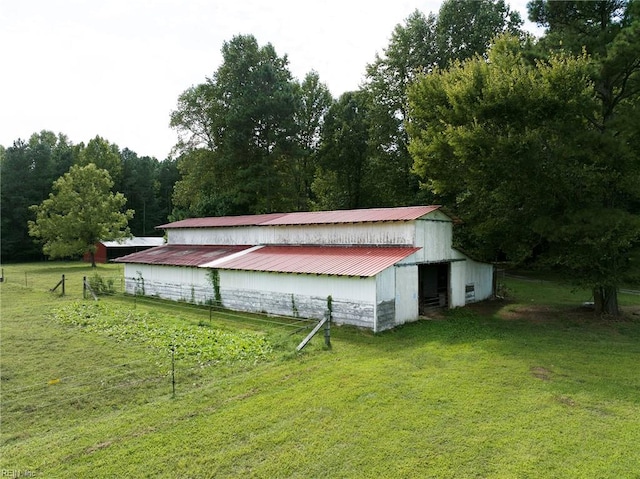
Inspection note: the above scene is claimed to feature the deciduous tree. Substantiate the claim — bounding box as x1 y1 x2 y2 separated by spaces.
0 131 74 260
408 35 640 316
171 35 299 216
28 164 133 267
314 91 370 210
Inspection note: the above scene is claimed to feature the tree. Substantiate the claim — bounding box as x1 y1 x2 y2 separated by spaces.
527 0 640 312
364 10 439 207
314 91 370 210
0 131 75 261
120 149 165 236
170 34 299 216
77 135 123 190
407 35 640 316
286 71 333 210
362 2 525 208
28 164 134 267
436 0 524 68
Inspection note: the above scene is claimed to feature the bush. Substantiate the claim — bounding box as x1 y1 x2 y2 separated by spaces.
88 273 115 295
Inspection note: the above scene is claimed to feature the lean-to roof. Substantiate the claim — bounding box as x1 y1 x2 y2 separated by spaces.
116 244 420 277
115 244 252 267
201 245 420 277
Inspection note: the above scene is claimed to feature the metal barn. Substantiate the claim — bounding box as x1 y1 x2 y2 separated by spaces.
115 206 494 332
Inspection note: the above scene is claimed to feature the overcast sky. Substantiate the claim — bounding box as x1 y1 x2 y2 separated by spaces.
1 0 542 161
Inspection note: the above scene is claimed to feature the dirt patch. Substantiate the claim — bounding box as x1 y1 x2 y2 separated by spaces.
468 299 640 324
85 440 113 454
555 395 577 407
530 366 553 381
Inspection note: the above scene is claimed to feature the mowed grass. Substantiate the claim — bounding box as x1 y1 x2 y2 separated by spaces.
1 262 640 478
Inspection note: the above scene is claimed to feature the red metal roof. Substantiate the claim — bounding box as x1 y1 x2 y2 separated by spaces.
157 206 442 229
201 245 421 277
158 213 287 229
114 245 252 267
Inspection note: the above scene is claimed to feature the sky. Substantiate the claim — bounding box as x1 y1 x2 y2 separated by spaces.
1 0 542 161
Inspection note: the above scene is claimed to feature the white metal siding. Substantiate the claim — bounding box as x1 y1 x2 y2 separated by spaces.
462 257 494 302
414 216 458 262
395 265 419 323
449 261 467 307
167 222 415 246
123 264 212 303
219 270 376 302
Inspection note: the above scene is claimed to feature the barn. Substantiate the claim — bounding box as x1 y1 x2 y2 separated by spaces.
83 237 165 264
115 206 494 332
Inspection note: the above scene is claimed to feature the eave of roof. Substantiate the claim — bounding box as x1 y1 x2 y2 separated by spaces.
199 245 421 277
157 205 442 229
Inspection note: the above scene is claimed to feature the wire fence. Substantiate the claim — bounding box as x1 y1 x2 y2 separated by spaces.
0 357 208 418
1 267 325 426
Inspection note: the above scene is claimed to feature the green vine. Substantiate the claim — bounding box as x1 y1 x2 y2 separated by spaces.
208 269 222 306
134 271 145 296
291 294 299 318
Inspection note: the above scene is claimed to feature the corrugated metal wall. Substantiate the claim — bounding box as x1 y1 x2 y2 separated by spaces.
414 212 458 263
394 265 419 323
124 264 380 329
123 264 213 303
168 222 416 247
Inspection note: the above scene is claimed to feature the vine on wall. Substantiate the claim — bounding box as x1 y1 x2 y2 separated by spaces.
208 269 222 306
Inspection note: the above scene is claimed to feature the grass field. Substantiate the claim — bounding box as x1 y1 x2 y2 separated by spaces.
1 262 640 478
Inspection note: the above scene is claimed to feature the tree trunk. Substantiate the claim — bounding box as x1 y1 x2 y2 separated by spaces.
90 251 96 268
593 286 620 316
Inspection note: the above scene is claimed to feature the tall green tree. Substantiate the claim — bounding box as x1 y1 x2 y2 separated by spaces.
314 91 370 210
363 2 525 208
171 34 299 216
286 71 333 211
408 35 640 316
436 0 524 67
120 149 165 236
77 135 123 190
528 0 640 309
28 164 133 267
364 10 439 207
0 132 75 261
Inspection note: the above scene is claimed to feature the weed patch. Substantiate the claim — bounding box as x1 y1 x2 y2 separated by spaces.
50 302 273 366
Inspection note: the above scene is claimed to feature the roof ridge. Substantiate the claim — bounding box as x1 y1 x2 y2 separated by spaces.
158 205 442 229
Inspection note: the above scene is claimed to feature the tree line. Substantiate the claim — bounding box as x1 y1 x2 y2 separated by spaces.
2 0 639 314
1 133 179 261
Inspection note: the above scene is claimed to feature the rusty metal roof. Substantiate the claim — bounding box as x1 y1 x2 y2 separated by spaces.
157 206 441 229
200 245 421 277
114 245 252 267
158 213 287 229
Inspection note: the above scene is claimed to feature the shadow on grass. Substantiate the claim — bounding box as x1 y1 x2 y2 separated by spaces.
333 298 640 356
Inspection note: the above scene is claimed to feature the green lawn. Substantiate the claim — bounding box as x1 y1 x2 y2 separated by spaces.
1 262 639 478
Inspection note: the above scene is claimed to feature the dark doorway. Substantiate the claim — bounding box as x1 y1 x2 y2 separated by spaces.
418 263 449 314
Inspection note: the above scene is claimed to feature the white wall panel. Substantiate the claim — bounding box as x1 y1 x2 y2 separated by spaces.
414 215 458 262
449 261 467 307
167 222 415 246
395 265 419 323
463 257 494 302
219 270 376 302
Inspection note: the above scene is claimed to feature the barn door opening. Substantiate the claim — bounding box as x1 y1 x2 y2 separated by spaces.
418 263 449 314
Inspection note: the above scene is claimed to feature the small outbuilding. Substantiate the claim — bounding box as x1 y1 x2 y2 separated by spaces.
84 237 165 264
115 206 494 332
